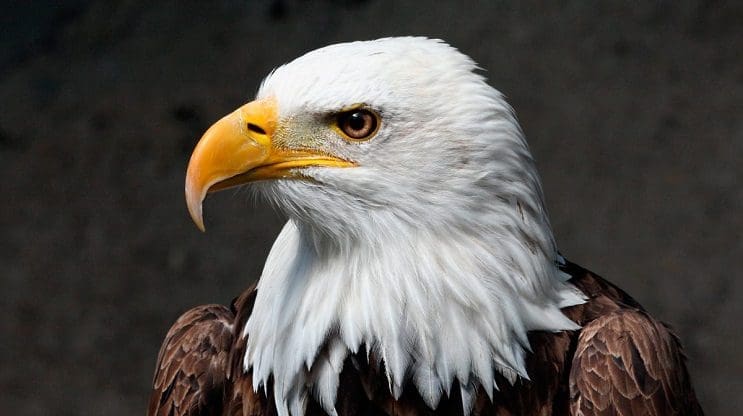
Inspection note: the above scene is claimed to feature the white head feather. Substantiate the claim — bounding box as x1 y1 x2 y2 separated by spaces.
241 37 585 416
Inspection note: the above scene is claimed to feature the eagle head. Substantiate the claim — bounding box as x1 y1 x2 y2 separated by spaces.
186 38 541 244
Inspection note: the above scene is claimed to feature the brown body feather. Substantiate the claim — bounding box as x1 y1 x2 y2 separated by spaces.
148 261 703 415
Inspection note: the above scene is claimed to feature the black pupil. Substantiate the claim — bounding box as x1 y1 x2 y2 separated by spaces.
347 112 366 131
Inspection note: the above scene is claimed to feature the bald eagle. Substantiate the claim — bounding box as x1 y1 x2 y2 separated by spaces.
148 38 702 416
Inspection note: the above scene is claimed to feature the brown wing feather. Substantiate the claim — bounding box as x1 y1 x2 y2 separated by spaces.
569 309 703 416
148 304 237 416
147 262 702 416
148 284 264 416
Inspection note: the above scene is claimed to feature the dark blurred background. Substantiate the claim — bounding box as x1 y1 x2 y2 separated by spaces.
1 1 741 414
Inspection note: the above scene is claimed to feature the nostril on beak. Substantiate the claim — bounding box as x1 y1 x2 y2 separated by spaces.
247 123 267 135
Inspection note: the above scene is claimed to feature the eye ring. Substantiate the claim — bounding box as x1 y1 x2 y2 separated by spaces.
335 108 380 141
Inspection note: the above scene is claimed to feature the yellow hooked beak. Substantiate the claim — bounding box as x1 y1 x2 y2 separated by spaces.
185 98 355 231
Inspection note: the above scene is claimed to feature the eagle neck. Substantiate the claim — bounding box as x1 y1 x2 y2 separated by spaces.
243 217 585 416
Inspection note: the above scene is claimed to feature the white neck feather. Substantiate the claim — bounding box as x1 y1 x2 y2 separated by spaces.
244 213 584 416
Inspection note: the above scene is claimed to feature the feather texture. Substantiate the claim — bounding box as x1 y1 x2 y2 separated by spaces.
148 262 703 415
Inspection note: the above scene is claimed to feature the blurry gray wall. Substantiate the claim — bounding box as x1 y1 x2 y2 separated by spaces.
1 1 740 414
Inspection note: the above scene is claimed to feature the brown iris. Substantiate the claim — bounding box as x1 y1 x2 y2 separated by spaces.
336 109 379 141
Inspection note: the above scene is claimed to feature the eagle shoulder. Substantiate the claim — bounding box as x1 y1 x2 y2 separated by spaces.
148 284 262 416
568 308 703 416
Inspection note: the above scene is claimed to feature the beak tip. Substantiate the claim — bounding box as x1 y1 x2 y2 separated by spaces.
185 185 207 232
194 217 206 233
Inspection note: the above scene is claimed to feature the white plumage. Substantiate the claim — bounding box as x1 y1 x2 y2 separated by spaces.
240 38 585 416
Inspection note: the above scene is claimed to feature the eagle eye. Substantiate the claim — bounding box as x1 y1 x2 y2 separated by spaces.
335 109 379 141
